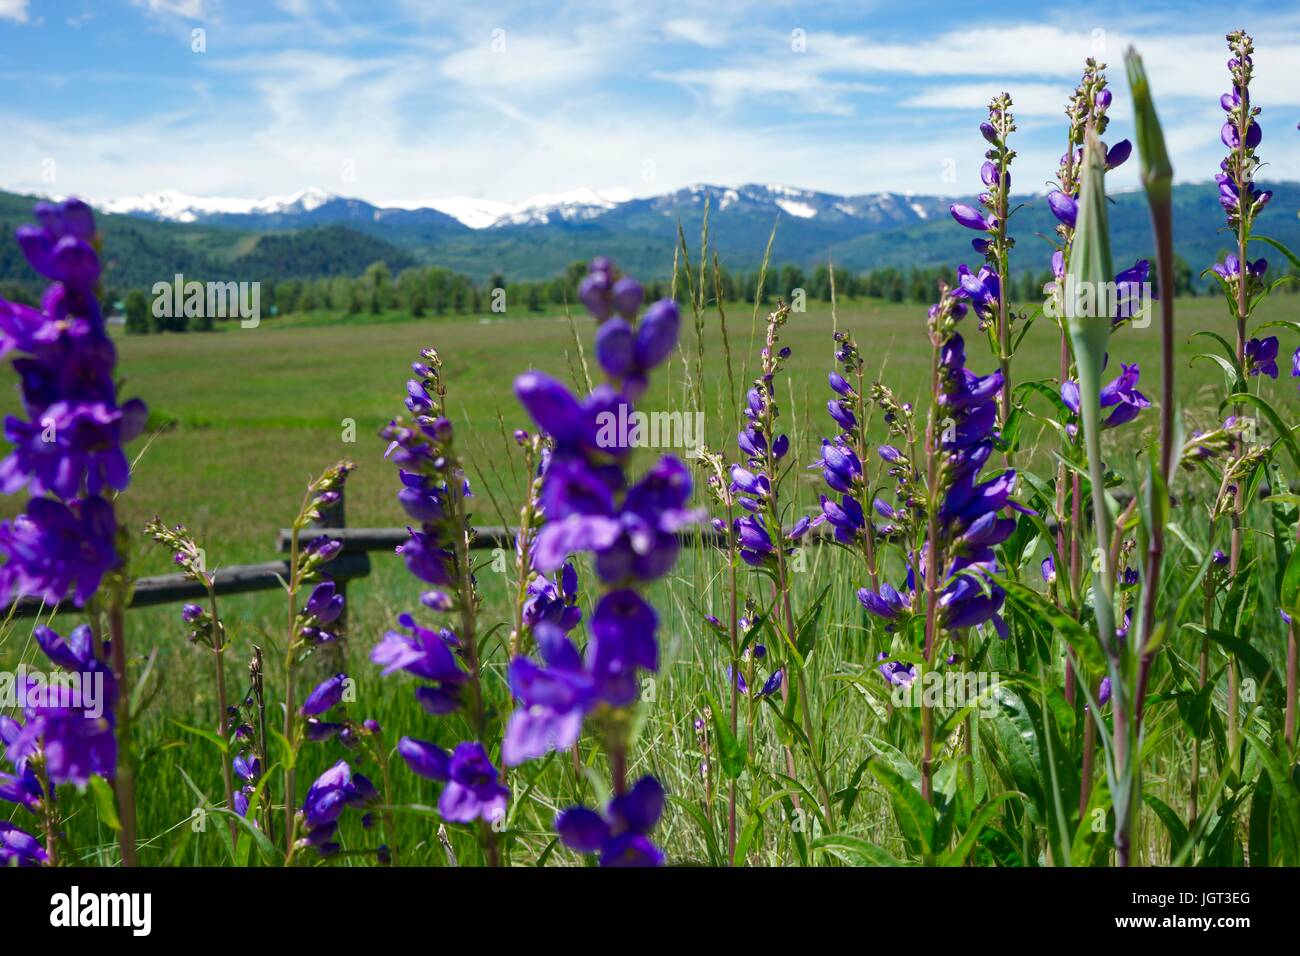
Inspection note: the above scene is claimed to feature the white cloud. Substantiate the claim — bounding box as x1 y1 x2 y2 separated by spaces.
663 18 724 47
662 24 1300 109
131 0 208 20
0 0 30 23
903 83 1075 117
439 29 609 95
658 64 878 116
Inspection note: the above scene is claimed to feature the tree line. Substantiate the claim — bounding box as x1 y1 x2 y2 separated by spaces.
109 252 1293 334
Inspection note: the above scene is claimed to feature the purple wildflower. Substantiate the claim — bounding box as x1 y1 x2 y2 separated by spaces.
0 819 48 866
555 775 666 867
1061 358 1150 430
1244 336 1279 378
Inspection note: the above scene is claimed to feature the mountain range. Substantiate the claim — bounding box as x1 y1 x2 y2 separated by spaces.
2 181 1297 292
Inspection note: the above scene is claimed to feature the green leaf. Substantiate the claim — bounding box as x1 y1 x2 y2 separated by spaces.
169 719 228 753
1226 392 1300 475
1144 793 1189 859
811 833 904 867
1191 353 1246 396
705 692 746 780
271 727 297 771
866 757 933 858
1248 772 1273 868
1245 731 1300 866
1191 626 1278 699
1189 330 1239 367
1002 579 1104 672
733 810 762 867
996 404 1026 453
1071 778 1113 866
209 807 285 867
669 795 723 867
88 775 122 832
1280 545 1300 618
1014 379 1071 421
1251 234 1300 270
1173 666 1221 740
941 792 1018 866
1253 318 1300 337
793 582 834 660
862 735 922 790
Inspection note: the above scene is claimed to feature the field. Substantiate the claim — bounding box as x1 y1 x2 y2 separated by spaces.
6 295 1286 563
3 293 1295 866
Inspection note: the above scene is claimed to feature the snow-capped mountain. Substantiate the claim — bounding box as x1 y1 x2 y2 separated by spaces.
80 181 967 280
102 187 337 223
97 183 949 233
635 184 948 228
488 188 634 226
11 179 1299 286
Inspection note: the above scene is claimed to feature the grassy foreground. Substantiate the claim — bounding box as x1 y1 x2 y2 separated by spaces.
1 295 1294 866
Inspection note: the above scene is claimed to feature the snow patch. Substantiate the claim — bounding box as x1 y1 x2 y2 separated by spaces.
775 198 817 219
101 187 338 221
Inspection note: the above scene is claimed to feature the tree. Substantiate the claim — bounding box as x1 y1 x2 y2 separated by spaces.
779 264 805 301
1171 255 1196 297
525 283 543 312
275 279 302 315
125 289 150 335
363 261 392 315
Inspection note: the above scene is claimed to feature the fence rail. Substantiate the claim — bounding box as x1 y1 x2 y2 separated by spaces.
2 483 1085 619
2 552 372 620
272 524 736 554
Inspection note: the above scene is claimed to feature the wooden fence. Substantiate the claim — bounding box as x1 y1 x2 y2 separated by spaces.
0 486 868 620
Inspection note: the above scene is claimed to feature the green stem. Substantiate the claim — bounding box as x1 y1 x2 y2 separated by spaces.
108 594 139 867
207 584 237 845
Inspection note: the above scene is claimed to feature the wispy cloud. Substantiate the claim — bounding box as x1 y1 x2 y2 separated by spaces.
131 0 209 20
0 0 30 24
662 18 726 47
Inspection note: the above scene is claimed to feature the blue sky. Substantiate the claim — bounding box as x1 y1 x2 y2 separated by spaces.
1 0 1297 206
